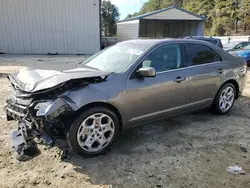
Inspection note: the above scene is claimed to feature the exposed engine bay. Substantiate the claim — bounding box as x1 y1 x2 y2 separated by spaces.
5 67 110 161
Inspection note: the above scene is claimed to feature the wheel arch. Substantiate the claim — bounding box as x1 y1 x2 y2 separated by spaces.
217 79 239 99
74 102 124 132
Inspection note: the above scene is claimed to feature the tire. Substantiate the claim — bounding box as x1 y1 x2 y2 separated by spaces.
67 107 119 157
212 83 236 114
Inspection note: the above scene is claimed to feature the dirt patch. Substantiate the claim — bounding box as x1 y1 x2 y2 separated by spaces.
0 57 250 188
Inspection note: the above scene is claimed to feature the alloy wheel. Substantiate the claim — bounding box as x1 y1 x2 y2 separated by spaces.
219 86 235 112
77 113 115 152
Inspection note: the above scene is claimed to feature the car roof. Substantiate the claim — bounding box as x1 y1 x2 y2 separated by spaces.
121 39 167 45
184 36 220 40
121 38 218 47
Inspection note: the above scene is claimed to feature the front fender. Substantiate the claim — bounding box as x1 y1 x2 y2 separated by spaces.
61 84 110 111
44 98 73 121
58 75 129 129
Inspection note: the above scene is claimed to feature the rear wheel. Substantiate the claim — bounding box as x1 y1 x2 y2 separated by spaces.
67 107 119 157
212 83 236 114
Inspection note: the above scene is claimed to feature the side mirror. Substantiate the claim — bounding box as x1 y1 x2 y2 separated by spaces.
137 67 156 77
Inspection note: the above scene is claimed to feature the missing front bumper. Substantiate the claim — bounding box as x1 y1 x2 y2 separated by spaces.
11 121 53 161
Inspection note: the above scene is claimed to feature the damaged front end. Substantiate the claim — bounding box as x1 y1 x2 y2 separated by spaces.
6 85 74 161
5 68 109 161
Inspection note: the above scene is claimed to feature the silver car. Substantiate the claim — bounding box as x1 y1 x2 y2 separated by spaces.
5 39 248 159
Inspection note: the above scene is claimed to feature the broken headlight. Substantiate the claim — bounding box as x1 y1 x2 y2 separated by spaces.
34 98 73 121
34 101 53 116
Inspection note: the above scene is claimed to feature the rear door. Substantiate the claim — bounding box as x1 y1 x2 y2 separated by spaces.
184 43 224 110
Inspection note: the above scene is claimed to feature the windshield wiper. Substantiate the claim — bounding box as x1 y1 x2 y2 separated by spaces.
78 59 86 64
75 63 102 71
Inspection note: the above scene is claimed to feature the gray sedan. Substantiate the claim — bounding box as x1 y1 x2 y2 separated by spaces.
5 39 248 159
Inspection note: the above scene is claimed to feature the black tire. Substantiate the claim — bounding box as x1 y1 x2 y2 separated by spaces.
67 107 119 157
212 83 236 114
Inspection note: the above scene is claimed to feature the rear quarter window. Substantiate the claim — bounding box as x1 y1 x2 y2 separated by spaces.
204 39 218 45
196 38 218 45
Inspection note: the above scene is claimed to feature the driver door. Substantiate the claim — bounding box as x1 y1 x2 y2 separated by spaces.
125 44 188 126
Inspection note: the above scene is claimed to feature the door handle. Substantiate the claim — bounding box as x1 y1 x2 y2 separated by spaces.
174 76 186 83
217 69 223 74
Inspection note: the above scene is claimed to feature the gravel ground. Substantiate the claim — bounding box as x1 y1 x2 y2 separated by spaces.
0 55 250 188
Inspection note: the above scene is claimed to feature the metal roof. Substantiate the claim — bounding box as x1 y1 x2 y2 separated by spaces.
118 6 205 23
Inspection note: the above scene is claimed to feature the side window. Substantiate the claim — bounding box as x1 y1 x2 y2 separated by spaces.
243 43 250 49
235 43 243 49
186 44 221 66
142 44 182 73
213 51 222 62
241 43 246 48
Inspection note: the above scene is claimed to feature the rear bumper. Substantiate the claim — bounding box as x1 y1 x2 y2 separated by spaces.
238 70 248 96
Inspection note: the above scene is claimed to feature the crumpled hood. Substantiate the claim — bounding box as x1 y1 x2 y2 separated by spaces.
8 67 110 93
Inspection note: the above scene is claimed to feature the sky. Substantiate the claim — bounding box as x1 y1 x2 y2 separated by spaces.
110 0 147 20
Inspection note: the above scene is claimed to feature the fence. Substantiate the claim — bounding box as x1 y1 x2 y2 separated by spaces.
210 36 250 45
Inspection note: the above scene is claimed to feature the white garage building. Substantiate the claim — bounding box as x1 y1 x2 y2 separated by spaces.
117 6 205 42
0 0 101 54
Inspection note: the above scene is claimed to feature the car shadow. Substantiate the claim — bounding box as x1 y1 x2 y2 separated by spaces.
60 109 214 187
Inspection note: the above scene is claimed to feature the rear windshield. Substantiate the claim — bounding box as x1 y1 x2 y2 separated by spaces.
198 38 218 45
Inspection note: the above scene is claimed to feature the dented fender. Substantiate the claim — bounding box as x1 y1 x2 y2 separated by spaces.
61 83 111 111
44 98 74 121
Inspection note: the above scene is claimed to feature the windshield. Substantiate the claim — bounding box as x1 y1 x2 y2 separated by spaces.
223 42 239 48
243 44 250 49
83 42 152 73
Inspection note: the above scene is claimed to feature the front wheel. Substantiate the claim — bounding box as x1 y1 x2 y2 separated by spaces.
212 83 236 114
67 107 119 157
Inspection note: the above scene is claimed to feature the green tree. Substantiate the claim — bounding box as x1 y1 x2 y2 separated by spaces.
239 0 250 33
211 0 240 35
184 0 215 35
125 12 140 19
101 0 120 37
136 0 183 15
126 14 133 19
139 0 162 14
172 0 183 7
